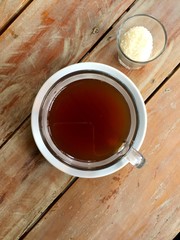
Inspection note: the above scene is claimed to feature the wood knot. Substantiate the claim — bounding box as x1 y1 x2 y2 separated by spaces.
164 88 171 92
92 27 99 34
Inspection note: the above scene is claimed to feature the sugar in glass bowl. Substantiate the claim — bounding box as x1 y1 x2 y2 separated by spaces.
117 14 167 69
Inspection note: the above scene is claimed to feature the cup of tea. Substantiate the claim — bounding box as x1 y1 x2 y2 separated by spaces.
31 62 147 178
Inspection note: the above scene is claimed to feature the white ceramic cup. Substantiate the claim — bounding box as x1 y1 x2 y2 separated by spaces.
31 62 147 178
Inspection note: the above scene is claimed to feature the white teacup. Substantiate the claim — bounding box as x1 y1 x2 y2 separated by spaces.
31 62 147 178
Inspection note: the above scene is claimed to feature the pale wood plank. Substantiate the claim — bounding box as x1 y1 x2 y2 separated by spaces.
0 119 75 239
0 0 134 146
25 68 180 240
0 0 32 33
83 0 180 100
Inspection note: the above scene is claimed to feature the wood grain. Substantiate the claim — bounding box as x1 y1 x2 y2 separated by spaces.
0 0 32 33
0 0 179 239
25 68 180 240
83 0 180 100
0 0 135 239
0 119 75 239
0 0 134 146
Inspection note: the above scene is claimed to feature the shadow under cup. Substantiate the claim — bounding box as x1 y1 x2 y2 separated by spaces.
31 63 147 177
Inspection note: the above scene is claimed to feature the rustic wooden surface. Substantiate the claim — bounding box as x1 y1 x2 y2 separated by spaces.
0 0 134 146
0 0 179 239
0 0 134 238
0 119 75 239
0 0 32 33
25 68 180 240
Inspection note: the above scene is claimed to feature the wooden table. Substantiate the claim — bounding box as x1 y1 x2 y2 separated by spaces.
0 0 179 239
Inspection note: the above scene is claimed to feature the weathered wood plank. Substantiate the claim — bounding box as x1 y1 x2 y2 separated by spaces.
0 0 134 146
0 119 75 239
0 0 32 33
24 68 180 240
83 0 180 100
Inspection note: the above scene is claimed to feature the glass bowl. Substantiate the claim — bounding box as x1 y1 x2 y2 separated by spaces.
117 14 167 69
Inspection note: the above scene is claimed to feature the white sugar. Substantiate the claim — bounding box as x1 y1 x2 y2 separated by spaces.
120 26 153 62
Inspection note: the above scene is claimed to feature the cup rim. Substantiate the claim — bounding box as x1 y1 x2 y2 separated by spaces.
117 14 168 64
31 62 147 178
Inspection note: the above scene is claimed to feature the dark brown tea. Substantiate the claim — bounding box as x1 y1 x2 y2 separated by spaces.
48 79 131 161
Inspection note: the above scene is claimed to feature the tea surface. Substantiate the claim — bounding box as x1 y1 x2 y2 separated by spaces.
48 79 131 161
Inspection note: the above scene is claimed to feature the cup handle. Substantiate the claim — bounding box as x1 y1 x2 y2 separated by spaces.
126 147 146 168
